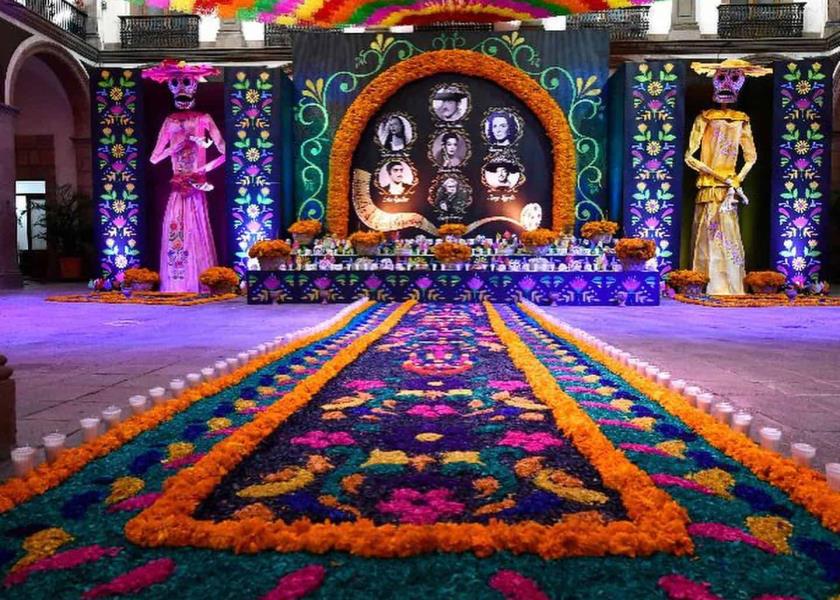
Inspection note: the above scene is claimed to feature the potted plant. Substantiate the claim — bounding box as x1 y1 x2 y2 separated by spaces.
615 238 656 271
35 186 93 280
248 239 292 270
288 219 322 246
744 271 787 294
348 231 385 256
199 266 239 296
580 220 619 246
666 270 709 297
123 268 160 292
520 229 556 255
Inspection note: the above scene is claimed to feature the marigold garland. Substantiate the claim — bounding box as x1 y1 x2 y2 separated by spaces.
519 229 557 247
432 242 472 264
744 271 787 292
327 50 576 236
673 293 840 308
519 302 840 533
615 238 656 261
123 268 160 285
666 270 709 288
0 301 376 513
248 240 292 259
288 219 323 236
45 291 238 306
348 231 386 246
580 221 619 239
199 267 239 289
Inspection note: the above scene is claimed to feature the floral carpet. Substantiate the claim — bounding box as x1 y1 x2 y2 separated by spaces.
45 291 239 306
1 302 839 599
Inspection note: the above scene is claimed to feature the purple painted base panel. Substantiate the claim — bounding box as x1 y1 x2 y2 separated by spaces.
246 270 660 306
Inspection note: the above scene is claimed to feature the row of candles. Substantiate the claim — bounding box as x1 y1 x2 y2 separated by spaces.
9 298 369 478
522 300 840 492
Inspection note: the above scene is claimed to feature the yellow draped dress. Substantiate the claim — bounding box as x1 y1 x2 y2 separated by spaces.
685 108 757 295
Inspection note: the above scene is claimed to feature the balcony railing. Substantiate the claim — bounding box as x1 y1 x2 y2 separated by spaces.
119 15 200 49
264 25 342 47
566 7 649 41
22 0 87 39
718 2 805 39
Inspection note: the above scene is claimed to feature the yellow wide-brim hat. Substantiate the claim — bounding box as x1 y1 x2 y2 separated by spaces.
691 59 772 78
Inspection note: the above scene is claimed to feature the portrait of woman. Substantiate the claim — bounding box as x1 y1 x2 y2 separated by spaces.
482 108 523 147
429 130 471 169
430 84 471 123
375 113 415 153
428 174 472 220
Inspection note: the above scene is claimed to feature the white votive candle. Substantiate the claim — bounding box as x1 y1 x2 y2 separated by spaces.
248 349 259 359
149 387 167 405
102 405 122 429
11 446 35 477
791 443 816 467
214 360 228 375
760 427 782 452
128 395 148 415
169 379 185 398
257 344 267 354
732 412 753 435
202 367 216 381
627 358 639 370
825 463 840 491
696 393 714 414
670 379 687 393
80 417 101 442
714 402 734 424
645 365 660 379
683 386 701 405
42 433 66 463
238 352 250 364
226 357 240 370
656 372 671 386
186 373 202 387
635 361 649 374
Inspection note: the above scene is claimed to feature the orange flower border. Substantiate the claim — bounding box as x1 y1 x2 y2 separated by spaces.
519 302 840 534
46 292 239 306
0 301 375 513
125 301 692 560
673 294 840 308
327 50 576 237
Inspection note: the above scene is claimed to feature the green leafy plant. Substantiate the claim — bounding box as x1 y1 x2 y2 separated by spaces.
35 185 93 256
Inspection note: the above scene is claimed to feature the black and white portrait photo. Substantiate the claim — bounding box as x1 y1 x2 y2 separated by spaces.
482 156 525 191
430 84 471 123
375 112 415 153
428 174 473 220
429 130 471 169
375 159 417 198
482 108 523 147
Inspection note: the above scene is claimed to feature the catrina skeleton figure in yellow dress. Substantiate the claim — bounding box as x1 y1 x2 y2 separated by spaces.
685 59 771 295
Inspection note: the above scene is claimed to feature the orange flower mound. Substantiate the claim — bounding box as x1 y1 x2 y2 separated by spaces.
0 301 375 513
433 242 472 264
744 271 787 290
520 229 557 247
348 231 385 246
327 49 576 236
519 302 840 534
666 270 709 288
199 267 239 289
437 224 467 238
288 219 323 236
580 221 619 239
615 238 656 261
123 268 160 285
248 240 291 259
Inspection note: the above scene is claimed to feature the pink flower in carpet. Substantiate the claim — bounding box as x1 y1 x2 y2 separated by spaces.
377 488 464 524
489 380 529 391
658 574 723 600
291 430 355 449
261 565 326 600
499 431 564 453
345 379 385 391
406 404 459 418
489 570 550 600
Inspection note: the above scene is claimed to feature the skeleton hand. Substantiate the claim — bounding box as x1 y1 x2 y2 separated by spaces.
190 135 213 149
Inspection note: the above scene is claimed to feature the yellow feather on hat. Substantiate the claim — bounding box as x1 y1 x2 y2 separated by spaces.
691 59 772 78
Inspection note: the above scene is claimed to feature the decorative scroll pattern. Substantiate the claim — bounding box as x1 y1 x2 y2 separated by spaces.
92 69 145 282
225 68 280 277
772 61 832 286
247 270 660 305
623 61 685 275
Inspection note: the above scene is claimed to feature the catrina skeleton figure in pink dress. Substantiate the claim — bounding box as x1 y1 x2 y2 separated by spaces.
142 61 226 292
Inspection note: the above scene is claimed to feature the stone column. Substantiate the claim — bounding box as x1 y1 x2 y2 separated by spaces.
83 0 101 49
827 0 840 31
0 104 23 289
0 355 15 461
670 0 700 39
216 17 245 48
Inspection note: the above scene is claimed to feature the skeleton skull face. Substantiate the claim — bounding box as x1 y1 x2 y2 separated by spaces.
712 68 745 104
168 75 198 110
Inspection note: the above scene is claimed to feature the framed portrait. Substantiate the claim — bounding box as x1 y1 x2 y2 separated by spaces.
374 112 416 154
427 173 473 220
481 107 524 148
373 158 418 199
481 154 526 192
429 83 471 124
428 130 472 170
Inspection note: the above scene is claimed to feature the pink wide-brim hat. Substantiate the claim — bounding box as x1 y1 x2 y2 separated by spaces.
141 60 220 83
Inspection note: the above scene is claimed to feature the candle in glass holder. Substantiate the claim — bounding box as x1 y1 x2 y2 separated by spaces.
645 365 660 379
80 417 101 442
214 360 228 375
102 405 122 429
683 386 701 405
128 395 148 415
656 371 671 386
635 361 649 374
186 373 202 387
714 402 733 424
148 387 167 405
670 379 687 393
791 443 816 467
257 344 267 354
169 379 185 398
248 349 259 360
696 393 714 414
202 367 216 381
759 427 782 452
11 446 35 477
226 357 239 370
732 412 752 435
826 463 840 492
237 352 249 365
42 432 66 463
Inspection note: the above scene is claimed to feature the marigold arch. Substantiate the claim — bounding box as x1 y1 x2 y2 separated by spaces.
327 49 576 236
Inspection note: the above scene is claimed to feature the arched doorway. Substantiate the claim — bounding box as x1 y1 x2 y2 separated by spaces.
5 40 91 281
